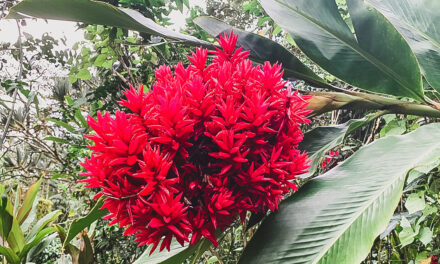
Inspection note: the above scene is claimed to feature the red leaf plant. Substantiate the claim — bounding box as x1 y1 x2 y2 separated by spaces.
80 32 312 254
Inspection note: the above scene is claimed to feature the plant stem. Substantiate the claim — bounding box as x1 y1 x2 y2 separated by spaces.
305 91 440 118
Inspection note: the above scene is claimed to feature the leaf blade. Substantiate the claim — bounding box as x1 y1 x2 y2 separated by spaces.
193 16 328 88
239 123 440 263
6 0 209 46
366 0 440 92
258 0 424 101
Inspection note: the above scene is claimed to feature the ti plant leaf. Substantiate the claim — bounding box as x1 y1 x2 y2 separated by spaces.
258 0 424 101
0 195 13 240
16 178 41 225
366 0 440 92
193 16 329 88
240 123 440 263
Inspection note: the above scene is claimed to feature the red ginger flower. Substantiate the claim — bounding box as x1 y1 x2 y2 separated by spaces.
80 31 312 254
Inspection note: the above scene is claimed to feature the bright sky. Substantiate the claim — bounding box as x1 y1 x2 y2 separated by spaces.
0 1 206 46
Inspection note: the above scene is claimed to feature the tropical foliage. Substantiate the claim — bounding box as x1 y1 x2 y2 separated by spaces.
1 0 440 263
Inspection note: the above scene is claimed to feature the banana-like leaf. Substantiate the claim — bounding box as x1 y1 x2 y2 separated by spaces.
16 179 41 225
193 16 328 88
299 111 384 177
239 123 440 263
6 0 209 46
258 0 424 101
366 0 440 92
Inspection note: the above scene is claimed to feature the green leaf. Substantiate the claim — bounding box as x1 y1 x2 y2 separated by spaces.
64 198 108 247
0 245 20 264
133 238 212 264
16 179 41 225
258 0 424 101
418 227 433 246
93 54 107 67
0 195 13 240
366 0 440 92
75 108 88 128
405 193 425 215
43 136 70 144
46 118 76 133
193 16 329 88
239 123 440 263
399 227 416 247
380 119 406 137
26 210 61 243
299 112 383 177
77 68 92 80
7 217 26 253
68 75 78 84
6 0 209 46
19 227 56 259
77 232 94 264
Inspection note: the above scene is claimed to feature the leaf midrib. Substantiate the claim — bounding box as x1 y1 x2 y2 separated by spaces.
273 0 423 101
311 170 405 263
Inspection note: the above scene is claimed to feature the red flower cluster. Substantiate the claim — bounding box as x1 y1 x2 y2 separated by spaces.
80 32 311 253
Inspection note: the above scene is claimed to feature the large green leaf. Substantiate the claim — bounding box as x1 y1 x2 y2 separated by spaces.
258 0 424 101
366 0 440 92
193 16 328 88
6 0 209 46
64 198 108 247
299 111 383 177
239 123 440 263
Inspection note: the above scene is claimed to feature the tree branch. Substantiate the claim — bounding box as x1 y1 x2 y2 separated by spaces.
0 20 23 148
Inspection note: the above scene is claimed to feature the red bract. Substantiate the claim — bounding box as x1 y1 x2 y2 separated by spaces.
80 31 311 254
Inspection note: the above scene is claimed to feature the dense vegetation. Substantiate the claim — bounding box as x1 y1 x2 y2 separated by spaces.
1 0 440 263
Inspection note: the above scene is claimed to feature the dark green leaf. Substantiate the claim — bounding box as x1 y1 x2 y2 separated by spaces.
366 0 440 92
64 198 108 247
193 16 329 88
258 0 424 101
6 0 209 46
0 196 13 240
299 112 383 177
